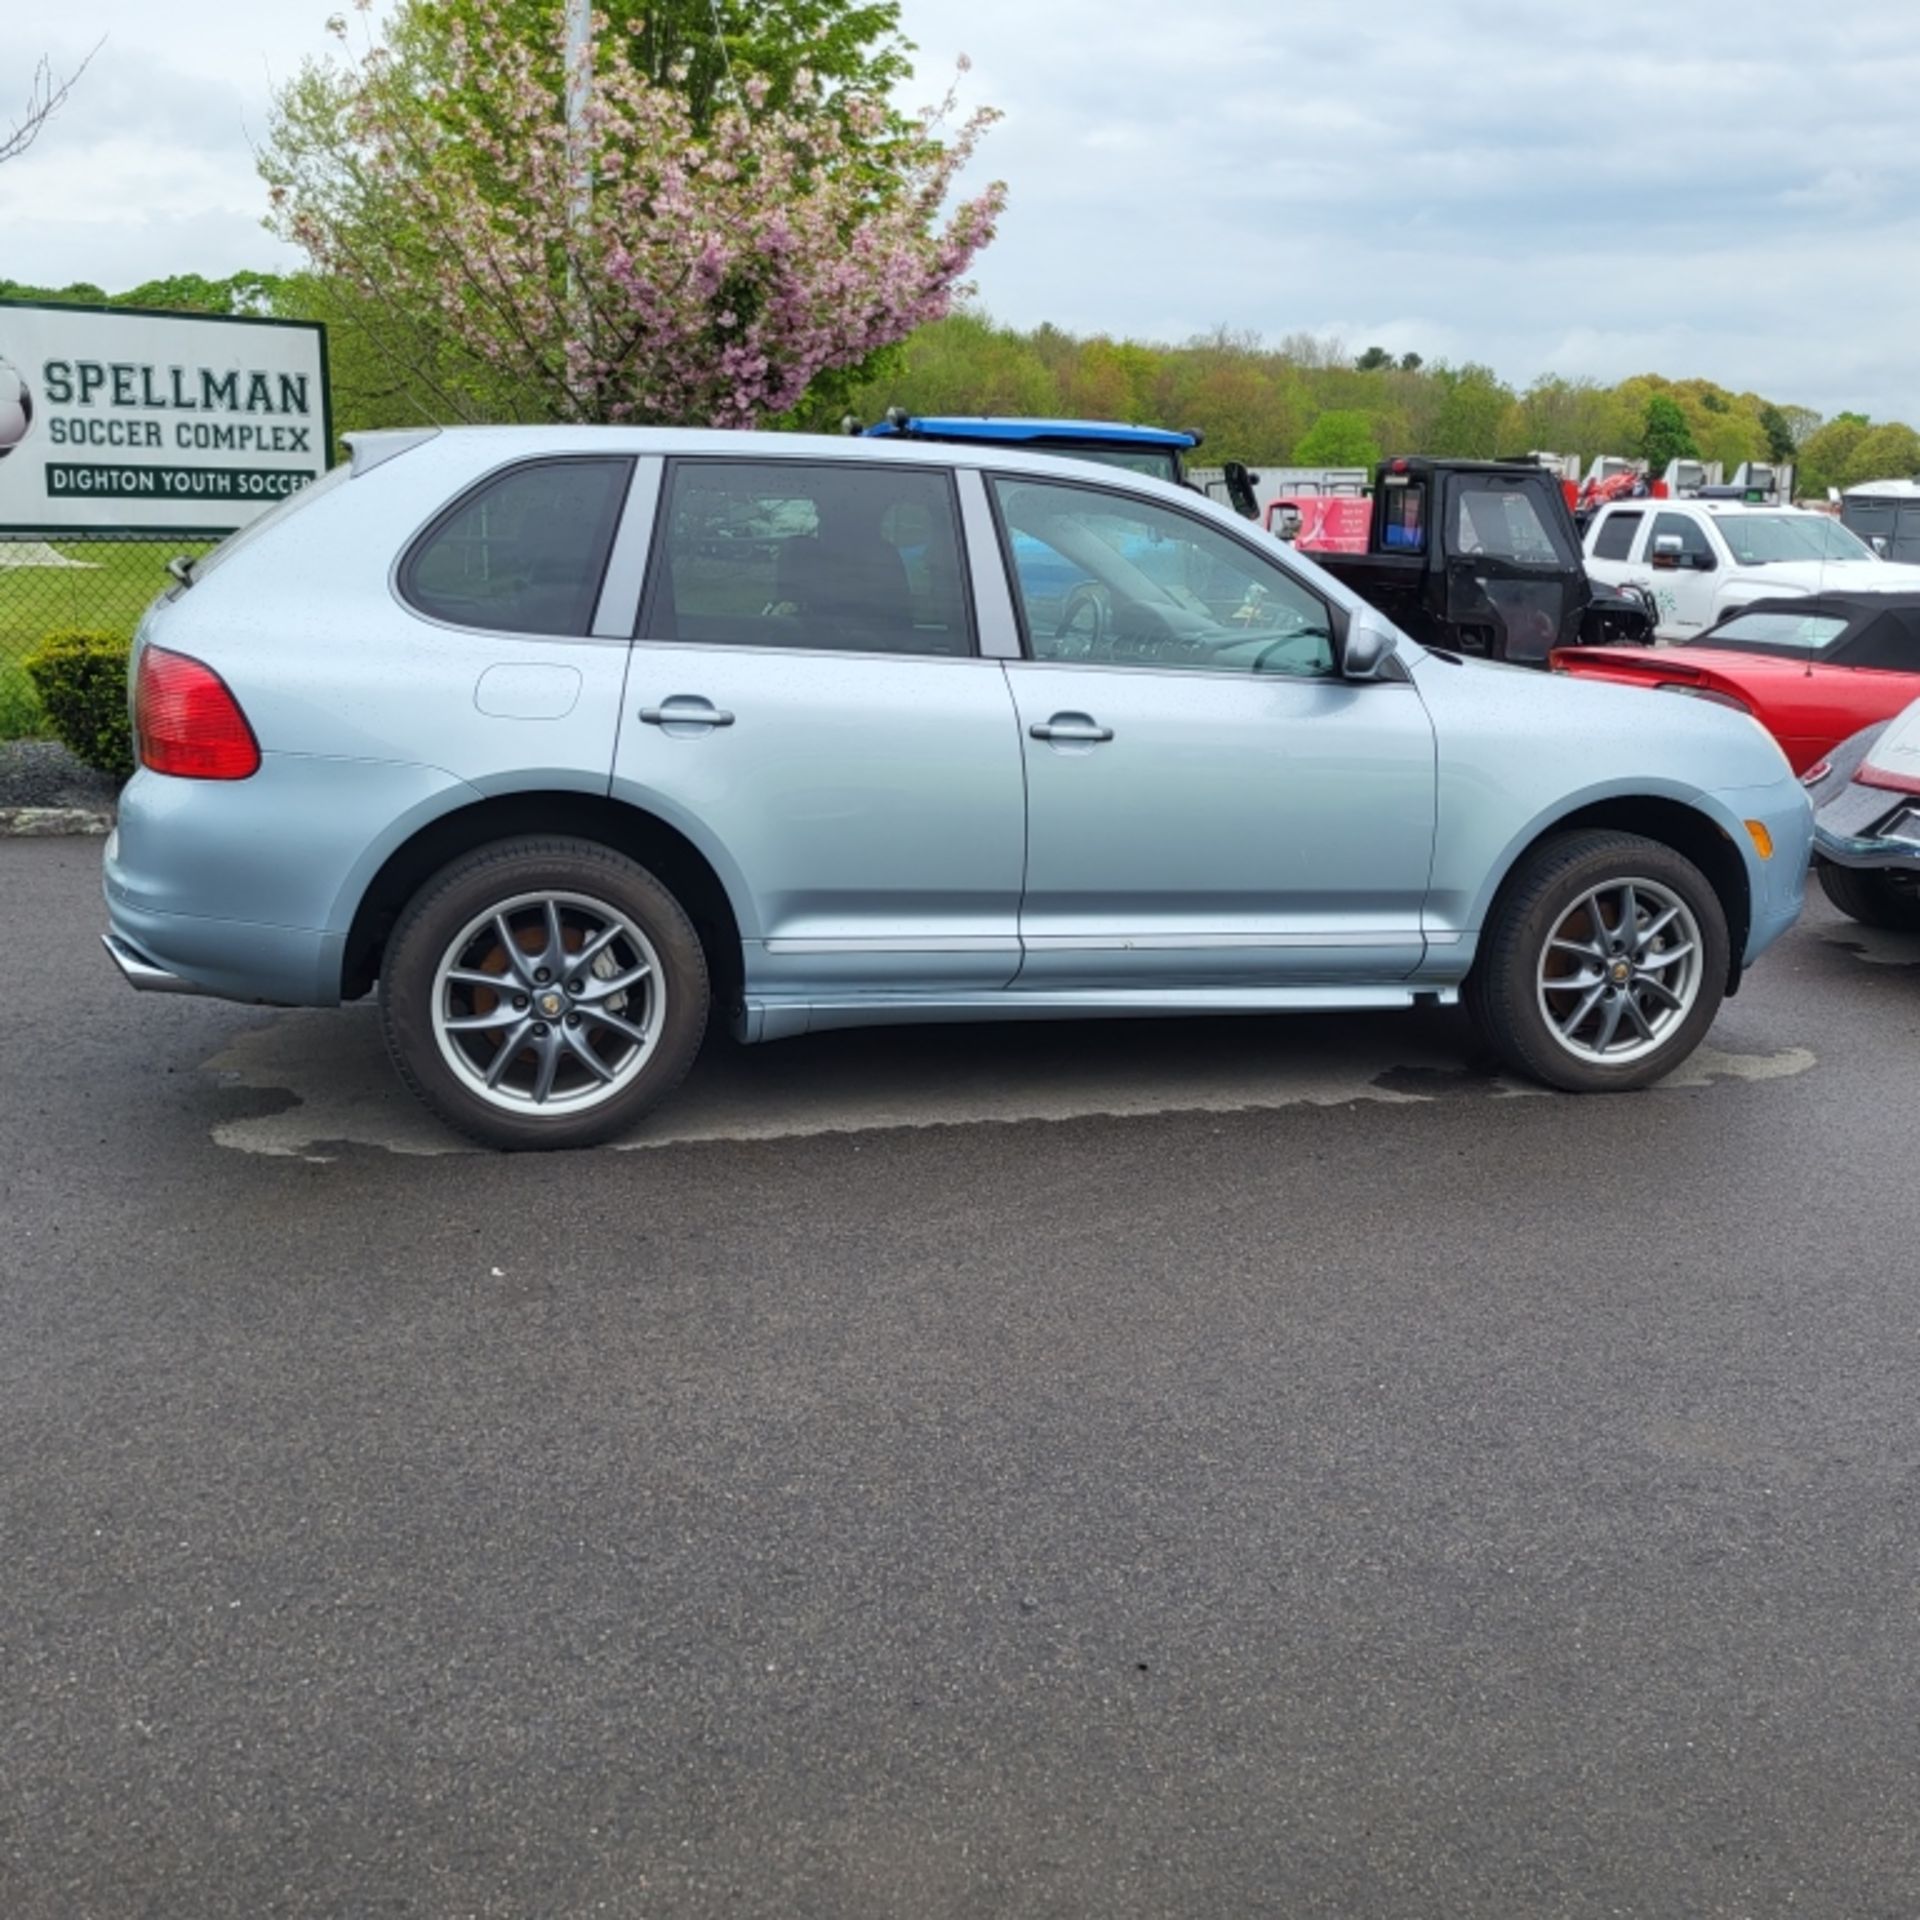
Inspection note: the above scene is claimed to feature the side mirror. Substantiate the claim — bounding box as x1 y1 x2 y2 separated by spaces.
1223 460 1261 521
1340 620 1396 682
1872 535 1890 557
1650 534 1684 571
1273 504 1303 544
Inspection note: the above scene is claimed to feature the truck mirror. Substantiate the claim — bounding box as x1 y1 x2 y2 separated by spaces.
1223 461 1261 521
1650 534 1685 571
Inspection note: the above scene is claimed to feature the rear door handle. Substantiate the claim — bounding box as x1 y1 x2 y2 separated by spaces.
640 698 734 729
1029 713 1114 744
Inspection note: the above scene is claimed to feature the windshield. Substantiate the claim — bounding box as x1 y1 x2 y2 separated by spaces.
1716 514 1876 566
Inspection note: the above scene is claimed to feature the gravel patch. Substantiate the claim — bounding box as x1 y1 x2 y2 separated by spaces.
0 739 119 812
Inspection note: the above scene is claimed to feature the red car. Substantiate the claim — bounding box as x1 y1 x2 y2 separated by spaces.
1551 591 1920 774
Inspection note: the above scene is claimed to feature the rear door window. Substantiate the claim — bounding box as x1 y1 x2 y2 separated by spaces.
643 461 973 656
402 457 633 635
1591 510 1642 561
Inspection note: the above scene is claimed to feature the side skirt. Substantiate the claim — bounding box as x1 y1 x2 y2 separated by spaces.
738 983 1461 1044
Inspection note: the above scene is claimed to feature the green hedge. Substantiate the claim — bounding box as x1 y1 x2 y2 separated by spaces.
24 631 134 780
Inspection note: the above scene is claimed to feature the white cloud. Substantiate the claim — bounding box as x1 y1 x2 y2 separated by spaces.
6 0 1917 419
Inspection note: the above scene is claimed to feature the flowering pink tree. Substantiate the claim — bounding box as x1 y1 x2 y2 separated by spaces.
268 3 1003 427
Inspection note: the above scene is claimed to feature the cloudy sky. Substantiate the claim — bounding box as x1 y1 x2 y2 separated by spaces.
5 0 1918 419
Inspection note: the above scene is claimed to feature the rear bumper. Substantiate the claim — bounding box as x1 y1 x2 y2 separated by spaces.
1814 828 1920 872
103 827 346 1006
1814 779 1920 871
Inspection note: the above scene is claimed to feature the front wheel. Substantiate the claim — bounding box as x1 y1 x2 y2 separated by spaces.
1466 830 1730 1092
1816 861 1920 931
380 837 710 1150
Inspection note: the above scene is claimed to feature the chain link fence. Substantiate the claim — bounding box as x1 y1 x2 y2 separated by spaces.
0 531 219 739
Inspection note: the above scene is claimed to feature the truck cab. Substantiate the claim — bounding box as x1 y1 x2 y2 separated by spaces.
1584 497 1920 641
1299 457 1655 665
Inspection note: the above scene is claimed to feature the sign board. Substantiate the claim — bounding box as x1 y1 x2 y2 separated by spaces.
0 299 330 535
1280 495 1373 555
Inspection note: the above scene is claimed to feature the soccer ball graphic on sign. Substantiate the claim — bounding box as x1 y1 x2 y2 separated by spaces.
0 354 33 457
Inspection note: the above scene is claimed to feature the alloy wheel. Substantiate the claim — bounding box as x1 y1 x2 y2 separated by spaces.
429 890 664 1113
1535 877 1704 1067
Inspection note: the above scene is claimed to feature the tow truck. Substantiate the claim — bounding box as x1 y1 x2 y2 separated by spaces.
856 417 1651 665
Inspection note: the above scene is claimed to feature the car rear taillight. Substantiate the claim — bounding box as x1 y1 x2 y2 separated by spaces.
1800 758 1833 787
1857 762 1920 796
136 645 261 780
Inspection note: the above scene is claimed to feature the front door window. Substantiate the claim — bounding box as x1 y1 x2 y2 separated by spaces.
991 476 1338 678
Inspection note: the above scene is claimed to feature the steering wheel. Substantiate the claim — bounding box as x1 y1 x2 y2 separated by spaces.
1053 585 1109 657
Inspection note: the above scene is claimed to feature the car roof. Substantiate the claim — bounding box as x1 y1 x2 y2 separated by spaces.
347 423 1302 555
1714 591 1920 621
863 416 1199 450
374 423 1208 469
1660 500 1810 516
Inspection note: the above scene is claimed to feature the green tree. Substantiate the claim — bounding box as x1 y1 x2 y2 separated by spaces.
1842 423 1920 489
1293 409 1381 468
1758 404 1797 465
1354 345 1394 372
1797 416 1873 496
261 0 941 429
1426 363 1512 458
1641 394 1700 472
395 0 910 130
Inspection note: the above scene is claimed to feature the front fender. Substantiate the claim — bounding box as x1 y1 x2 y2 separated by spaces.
1444 777 1759 943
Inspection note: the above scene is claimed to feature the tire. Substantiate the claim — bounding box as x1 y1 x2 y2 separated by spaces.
1466 830 1730 1093
379 836 709 1150
1816 860 1920 931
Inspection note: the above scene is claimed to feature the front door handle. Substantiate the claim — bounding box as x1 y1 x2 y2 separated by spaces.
640 698 734 729
1029 713 1114 744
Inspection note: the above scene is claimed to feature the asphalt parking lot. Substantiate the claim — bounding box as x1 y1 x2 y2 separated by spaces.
7 832 1920 1919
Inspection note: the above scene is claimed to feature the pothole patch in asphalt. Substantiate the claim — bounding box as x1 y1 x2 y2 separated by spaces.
198 1005 1820 1160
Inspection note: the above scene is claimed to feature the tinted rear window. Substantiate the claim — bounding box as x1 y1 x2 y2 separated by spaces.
402 457 632 636
643 460 973 656
1591 510 1642 560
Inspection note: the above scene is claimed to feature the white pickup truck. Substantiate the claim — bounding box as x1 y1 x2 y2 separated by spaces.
1583 498 1920 641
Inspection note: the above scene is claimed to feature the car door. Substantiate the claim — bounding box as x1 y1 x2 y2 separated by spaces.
1637 510 1721 638
611 455 1027 1001
989 473 1437 988
1441 472 1579 663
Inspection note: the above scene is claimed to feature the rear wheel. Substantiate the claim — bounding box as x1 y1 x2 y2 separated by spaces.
1467 830 1730 1092
380 837 709 1150
1817 861 1920 930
